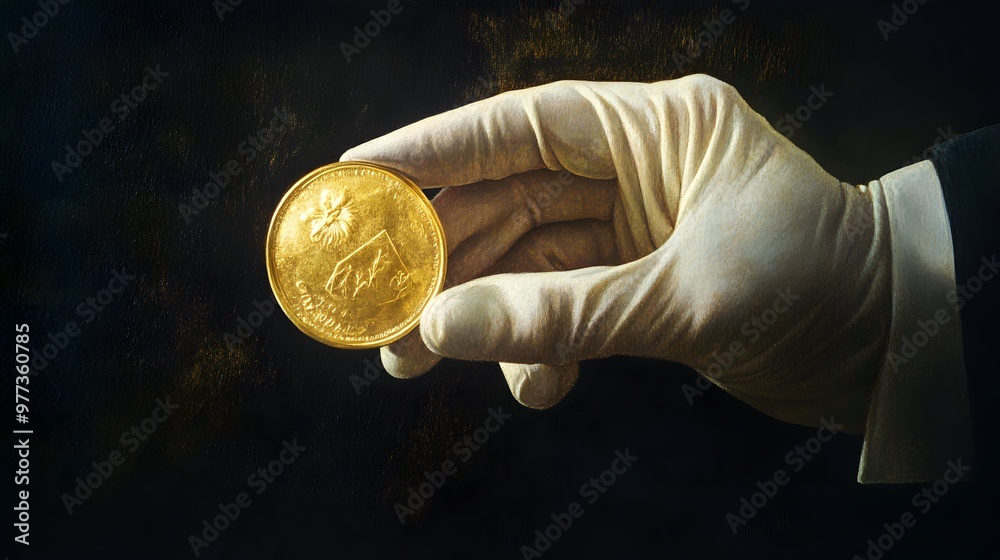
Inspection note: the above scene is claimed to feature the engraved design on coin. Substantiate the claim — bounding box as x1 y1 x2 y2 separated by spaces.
300 189 353 248
326 230 412 308
295 281 363 336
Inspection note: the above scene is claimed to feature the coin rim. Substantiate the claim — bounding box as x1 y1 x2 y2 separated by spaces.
265 161 447 349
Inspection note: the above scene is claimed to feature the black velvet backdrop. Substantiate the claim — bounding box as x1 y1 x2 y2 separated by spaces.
3 0 999 558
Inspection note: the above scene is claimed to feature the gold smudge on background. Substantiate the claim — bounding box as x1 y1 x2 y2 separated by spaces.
466 4 827 94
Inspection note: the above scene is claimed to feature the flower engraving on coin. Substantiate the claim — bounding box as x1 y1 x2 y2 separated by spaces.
300 190 353 248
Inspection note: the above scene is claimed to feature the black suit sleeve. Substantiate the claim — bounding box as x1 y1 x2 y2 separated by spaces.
930 124 1000 280
928 124 1000 476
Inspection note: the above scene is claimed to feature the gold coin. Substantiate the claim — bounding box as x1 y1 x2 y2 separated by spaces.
266 162 446 348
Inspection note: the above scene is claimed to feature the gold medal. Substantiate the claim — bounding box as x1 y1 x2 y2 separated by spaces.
266 162 446 348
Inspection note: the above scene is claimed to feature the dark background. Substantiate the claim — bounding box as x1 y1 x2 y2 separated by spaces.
3 0 999 558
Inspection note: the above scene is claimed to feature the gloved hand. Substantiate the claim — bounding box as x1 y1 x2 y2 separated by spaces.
341 74 892 432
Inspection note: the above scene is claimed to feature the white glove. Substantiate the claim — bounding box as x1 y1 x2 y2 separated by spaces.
341 74 891 432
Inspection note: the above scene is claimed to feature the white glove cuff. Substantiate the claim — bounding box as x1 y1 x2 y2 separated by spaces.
858 161 973 483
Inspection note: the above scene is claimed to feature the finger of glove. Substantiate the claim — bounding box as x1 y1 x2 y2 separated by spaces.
484 220 620 276
433 169 617 254
491 221 617 410
340 80 632 187
380 329 441 380
381 202 616 380
499 362 579 410
420 249 668 366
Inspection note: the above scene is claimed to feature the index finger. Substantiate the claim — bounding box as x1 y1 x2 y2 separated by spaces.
340 80 638 188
